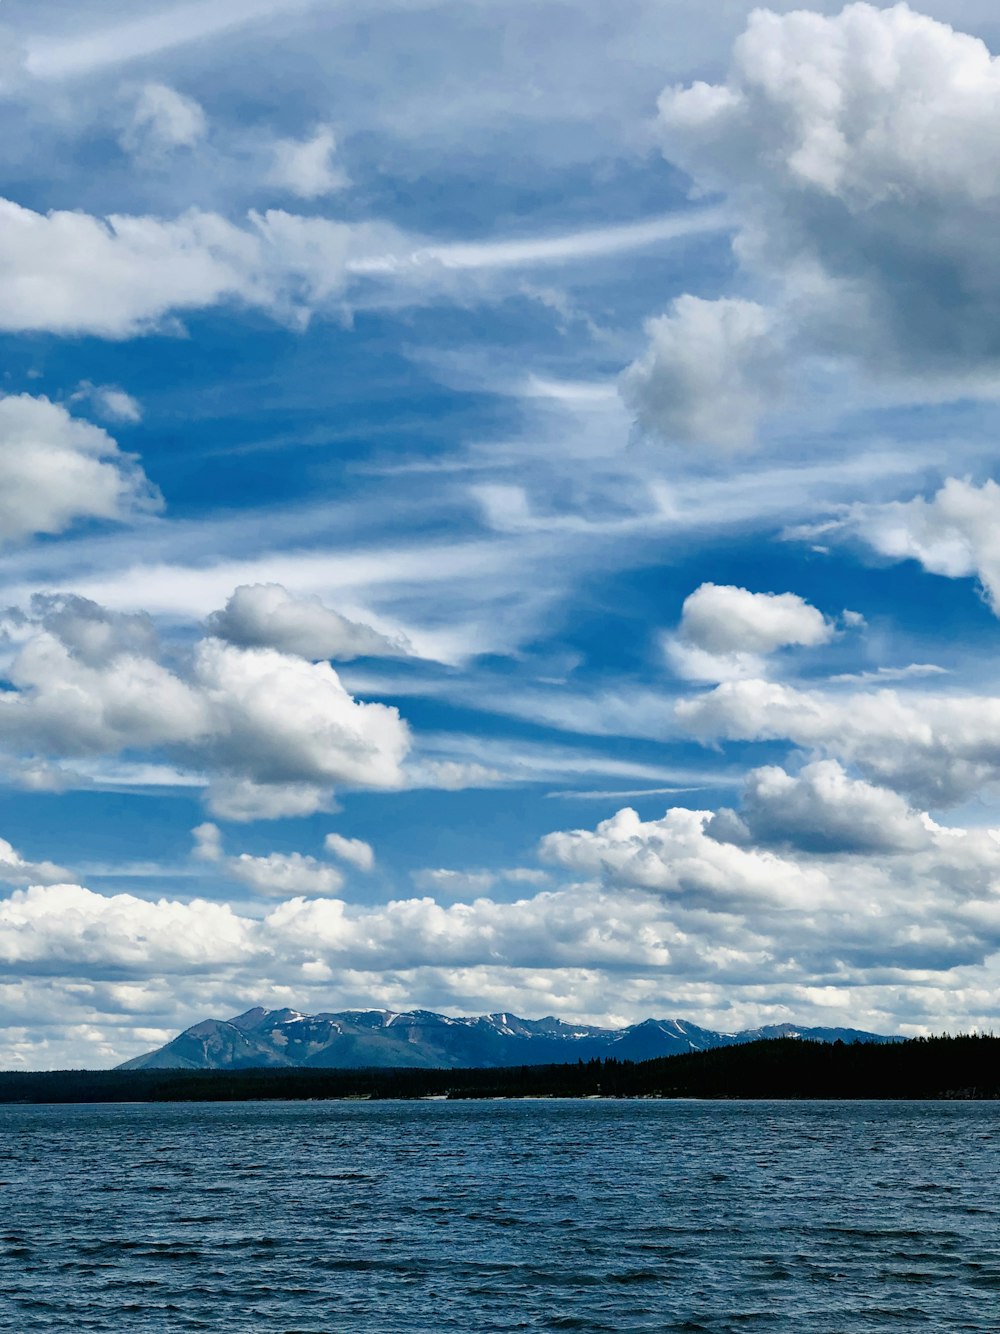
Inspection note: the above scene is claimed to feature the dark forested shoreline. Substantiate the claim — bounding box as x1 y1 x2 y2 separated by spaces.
1 1034 999 1103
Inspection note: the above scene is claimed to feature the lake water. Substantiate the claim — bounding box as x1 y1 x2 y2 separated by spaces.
1 1098 998 1332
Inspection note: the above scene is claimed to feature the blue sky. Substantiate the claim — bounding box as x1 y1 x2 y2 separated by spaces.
5 0 1000 1065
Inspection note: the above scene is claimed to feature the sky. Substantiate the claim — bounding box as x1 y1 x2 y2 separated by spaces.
4 1 1000 1066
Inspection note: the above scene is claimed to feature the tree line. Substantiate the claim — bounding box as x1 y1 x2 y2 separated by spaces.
1 1034 999 1102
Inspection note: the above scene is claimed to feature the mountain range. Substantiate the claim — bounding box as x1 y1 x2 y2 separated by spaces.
118 1007 892 1071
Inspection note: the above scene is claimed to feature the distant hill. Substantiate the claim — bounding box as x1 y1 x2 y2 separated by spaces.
3 1034 997 1104
117 1005 891 1071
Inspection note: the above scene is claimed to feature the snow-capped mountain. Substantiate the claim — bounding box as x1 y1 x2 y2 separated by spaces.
117 1007 891 1071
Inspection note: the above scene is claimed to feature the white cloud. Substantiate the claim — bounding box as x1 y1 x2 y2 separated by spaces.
0 395 158 543
411 868 498 896
2 627 211 755
204 778 333 822
677 676 1000 807
620 296 785 447
541 805 831 911
678 582 832 654
324 833 375 872
269 125 348 198
121 82 207 157
191 822 223 862
0 601 412 820
26 594 159 667
207 584 408 661
0 199 265 338
70 382 143 424
0 883 257 971
26 0 327 80
503 867 551 886
0 836 70 886
194 638 410 790
667 582 833 681
227 851 344 898
539 793 1000 974
707 760 932 855
653 3 1000 405
836 477 1000 613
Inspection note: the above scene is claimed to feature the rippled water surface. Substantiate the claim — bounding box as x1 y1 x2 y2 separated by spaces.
1 1099 999 1331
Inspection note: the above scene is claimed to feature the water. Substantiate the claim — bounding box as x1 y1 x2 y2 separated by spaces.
0 1099 998 1332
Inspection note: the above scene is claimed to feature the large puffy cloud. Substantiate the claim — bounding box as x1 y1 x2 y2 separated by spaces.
194 638 410 791
207 584 408 661
835 477 1000 613
541 805 832 911
540 792 1000 975
0 883 257 972
0 395 159 543
0 596 411 819
677 677 1000 806
706 759 932 854
630 4 1000 444
667 582 833 681
1 625 211 755
0 200 263 337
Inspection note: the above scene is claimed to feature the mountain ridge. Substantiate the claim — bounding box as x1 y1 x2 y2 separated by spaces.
118 1006 893 1071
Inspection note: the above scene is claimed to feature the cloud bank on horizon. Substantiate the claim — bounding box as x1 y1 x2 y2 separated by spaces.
3 0 1000 1066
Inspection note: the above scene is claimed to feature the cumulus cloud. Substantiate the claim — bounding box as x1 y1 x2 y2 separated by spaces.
324 833 375 872
835 477 1000 613
207 584 408 661
120 82 207 157
620 296 785 447
0 884 256 973
540 796 1000 970
0 395 159 543
0 200 256 338
269 125 348 198
25 595 159 667
677 677 1000 807
0 599 412 820
667 582 833 681
194 638 410 790
541 805 831 911
678 583 832 654
644 2 1000 433
227 851 344 898
0 837 70 887
706 760 932 855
